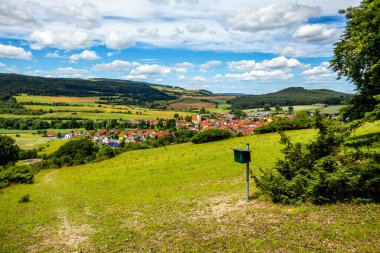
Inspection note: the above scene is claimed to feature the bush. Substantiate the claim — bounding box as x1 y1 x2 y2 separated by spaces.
97 145 115 161
18 149 38 160
19 194 30 203
0 166 34 189
0 135 20 166
51 138 99 167
254 116 380 204
191 129 232 144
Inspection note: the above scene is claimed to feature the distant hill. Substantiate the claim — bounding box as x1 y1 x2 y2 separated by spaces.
215 93 251 96
228 87 354 109
0 74 176 103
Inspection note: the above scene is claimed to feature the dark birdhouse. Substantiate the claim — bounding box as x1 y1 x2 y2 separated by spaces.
233 149 251 164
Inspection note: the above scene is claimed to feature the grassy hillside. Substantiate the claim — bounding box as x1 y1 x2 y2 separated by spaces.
229 87 354 109
0 123 379 252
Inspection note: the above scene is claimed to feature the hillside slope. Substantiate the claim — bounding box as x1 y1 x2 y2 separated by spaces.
0 73 175 103
1 123 379 252
228 87 354 109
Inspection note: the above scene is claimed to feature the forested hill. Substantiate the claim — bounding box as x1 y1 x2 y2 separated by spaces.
0 73 176 102
228 87 354 109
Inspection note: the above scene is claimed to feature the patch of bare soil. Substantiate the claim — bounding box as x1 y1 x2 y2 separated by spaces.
29 211 94 252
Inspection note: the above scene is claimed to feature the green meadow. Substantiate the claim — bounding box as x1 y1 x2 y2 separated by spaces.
0 122 379 252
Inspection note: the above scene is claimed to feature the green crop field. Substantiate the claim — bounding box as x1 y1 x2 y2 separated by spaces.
1 122 379 252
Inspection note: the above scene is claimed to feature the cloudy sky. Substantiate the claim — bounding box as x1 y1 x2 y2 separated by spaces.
0 0 361 94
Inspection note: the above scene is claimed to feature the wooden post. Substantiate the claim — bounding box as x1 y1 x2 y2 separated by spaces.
246 143 249 203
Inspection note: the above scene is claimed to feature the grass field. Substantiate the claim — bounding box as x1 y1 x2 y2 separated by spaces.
3 133 49 150
38 139 69 156
0 122 379 252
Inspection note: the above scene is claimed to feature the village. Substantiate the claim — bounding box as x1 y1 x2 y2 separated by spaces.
44 112 275 148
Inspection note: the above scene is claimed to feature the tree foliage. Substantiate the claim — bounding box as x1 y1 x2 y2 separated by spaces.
254 116 380 204
191 129 232 144
0 135 20 166
330 0 380 119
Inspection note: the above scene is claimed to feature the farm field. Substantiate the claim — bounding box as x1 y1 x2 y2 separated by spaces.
0 110 195 121
168 96 232 113
1 122 379 252
3 133 49 150
243 104 344 114
15 94 101 105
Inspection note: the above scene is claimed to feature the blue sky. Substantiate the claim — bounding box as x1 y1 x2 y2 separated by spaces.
0 0 361 94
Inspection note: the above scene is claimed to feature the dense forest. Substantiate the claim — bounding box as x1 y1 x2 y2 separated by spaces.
228 87 353 109
0 74 176 103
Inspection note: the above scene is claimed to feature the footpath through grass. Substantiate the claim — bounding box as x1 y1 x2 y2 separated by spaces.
0 125 379 252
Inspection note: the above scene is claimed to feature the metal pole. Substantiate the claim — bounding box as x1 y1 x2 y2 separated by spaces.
246 143 249 203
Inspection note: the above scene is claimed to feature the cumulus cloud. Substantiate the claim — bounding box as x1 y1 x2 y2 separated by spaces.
200 60 222 71
0 62 16 72
29 30 93 50
225 70 293 81
280 47 307 58
301 62 336 83
193 76 206 82
119 74 147 80
131 64 171 76
92 60 138 71
104 31 135 50
0 1 40 27
186 23 206 33
228 56 305 72
293 24 339 42
69 50 100 62
46 2 101 29
226 4 321 32
0 45 32 60
33 67 88 78
45 51 62 58
178 75 186 80
175 62 194 73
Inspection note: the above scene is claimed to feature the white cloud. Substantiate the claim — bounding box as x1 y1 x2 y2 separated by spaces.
175 61 194 73
280 47 307 58
293 24 339 42
186 23 206 33
155 78 163 82
106 52 114 57
32 67 88 78
92 60 137 71
228 56 305 72
46 2 101 29
193 76 206 82
0 62 16 72
226 4 321 32
0 45 32 60
29 30 93 50
301 62 336 83
120 74 147 80
104 31 135 50
69 50 100 62
131 64 171 76
225 70 293 81
45 51 62 58
178 75 186 80
0 1 39 27
200 60 222 71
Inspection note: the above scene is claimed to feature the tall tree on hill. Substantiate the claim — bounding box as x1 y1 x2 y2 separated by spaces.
330 0 380 120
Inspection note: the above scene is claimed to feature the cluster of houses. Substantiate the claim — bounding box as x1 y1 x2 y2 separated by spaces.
45 113 275 148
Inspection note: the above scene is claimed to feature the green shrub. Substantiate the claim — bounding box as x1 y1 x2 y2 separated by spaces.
254 116 380 204
51 138 99 167
0 135 20 166
0 166 34 189
19 194 30 203
191 129 232 144
97 145 115 161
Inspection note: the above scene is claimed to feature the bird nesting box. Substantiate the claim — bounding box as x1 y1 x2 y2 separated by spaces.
233 149 251 164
